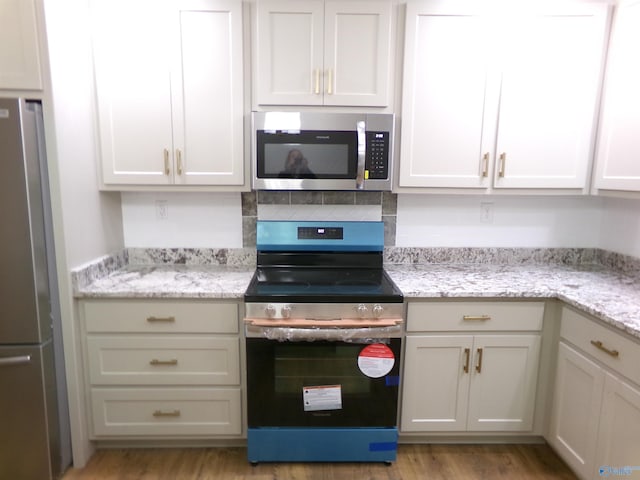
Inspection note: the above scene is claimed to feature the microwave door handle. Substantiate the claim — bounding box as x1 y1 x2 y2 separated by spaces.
356 120 366 190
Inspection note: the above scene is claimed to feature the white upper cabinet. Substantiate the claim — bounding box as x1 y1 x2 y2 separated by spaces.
593 0 640 193
91 0 245 188
399 1 609 191
400 5 490 188
255 0 324 106
0 0 43 90
254 0 393 107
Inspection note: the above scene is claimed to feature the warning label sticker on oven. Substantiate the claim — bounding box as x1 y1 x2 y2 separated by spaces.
358 343 395 378
303 385 342 411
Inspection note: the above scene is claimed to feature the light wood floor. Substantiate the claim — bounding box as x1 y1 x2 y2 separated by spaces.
62 444 577 480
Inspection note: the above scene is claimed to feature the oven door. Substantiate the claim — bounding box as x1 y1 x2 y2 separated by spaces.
246 337 401 428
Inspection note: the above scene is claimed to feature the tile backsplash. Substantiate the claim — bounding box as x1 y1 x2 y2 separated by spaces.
241 191 398 247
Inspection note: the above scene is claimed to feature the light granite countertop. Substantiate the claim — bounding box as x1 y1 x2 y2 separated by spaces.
75 264 256 299
73 248 640 340
385 263 640 340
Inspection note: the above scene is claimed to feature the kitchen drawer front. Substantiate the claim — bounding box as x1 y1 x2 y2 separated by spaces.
84 300 238 334
91 387 242 437
87 336 240 385
407 301 544 332
561 307 640 386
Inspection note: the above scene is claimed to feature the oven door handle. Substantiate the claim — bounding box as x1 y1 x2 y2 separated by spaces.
244 318 403 328
245 324 403 341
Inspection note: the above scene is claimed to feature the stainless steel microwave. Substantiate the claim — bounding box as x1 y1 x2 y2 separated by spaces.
252 111 395 191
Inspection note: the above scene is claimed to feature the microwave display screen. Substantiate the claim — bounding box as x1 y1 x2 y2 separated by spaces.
257 130 357 179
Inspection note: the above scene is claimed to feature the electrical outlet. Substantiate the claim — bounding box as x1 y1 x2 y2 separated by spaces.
155 200 169 220
480 202 494 224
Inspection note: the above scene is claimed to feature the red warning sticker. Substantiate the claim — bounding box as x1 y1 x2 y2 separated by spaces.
358 343 395 378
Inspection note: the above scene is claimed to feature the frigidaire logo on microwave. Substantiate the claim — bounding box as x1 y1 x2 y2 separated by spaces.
252 111 395 191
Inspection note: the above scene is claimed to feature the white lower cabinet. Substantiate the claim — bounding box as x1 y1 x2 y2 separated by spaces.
91 388 242 437
466 335 541 431
82 300 242 438
595 374 640 477
402 335 472 431
549 307 640 480
548 342 603 478
401 301 543 433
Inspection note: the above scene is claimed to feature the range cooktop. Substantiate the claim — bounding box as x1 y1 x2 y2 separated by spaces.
244 267 403 303
244 220 403 304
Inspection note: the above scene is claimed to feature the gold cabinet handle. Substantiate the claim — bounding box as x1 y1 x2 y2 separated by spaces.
327 68 333 95
482 152 489 177
149 359 178 366
314 69 320 95
146 316 176 323
176 149 183 175
163 149 170 175
498 152 506 178
153 409 180 417
475 348 483 373
463 315 491 321
590 340 620 358
463 348 470 374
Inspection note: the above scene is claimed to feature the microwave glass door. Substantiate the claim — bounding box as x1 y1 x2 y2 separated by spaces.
256 130 358 179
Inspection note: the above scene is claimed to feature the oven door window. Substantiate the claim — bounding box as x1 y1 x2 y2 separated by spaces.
256 130 357 179
247 338 400 428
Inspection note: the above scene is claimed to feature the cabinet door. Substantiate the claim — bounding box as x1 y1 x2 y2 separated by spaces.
595 373 640 479
494 5 608 189
549 342 604 480
323 1 391 107
255 0 324 105
171 0 245 185
0 0 43 90
401 335 473 432
593 0 640 192
467 335 540 431
91 0 174 185
399 3 493 188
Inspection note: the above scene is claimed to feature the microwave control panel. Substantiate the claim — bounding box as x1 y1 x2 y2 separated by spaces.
365 132 390 180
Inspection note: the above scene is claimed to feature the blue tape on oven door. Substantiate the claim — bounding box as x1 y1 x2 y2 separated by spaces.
369 441 398 452
385 375 400 386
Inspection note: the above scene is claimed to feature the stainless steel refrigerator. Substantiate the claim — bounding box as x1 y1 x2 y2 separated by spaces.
0 98 71 479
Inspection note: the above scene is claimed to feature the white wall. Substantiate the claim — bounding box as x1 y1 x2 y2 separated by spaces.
396 195 603 248
44 0 124 266
118 192 640 256
600 197 640 257
121 192 242 248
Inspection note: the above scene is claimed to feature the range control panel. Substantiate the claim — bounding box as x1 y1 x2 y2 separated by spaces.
297 226 344 240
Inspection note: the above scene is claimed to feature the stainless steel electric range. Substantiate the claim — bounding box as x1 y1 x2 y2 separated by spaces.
244 220 404 464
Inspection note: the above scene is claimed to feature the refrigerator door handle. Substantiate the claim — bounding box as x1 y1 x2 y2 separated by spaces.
0 355 32 367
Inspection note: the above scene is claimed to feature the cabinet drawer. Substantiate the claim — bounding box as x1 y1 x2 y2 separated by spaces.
87 336 240 385
84 300 238 334
407 301 544 332
91 387 242 437
561 307 640 386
